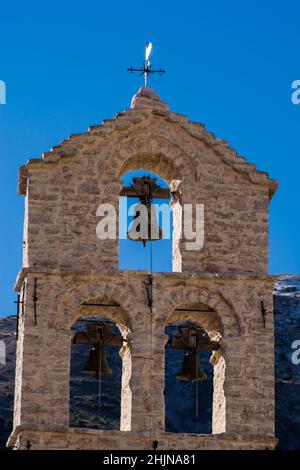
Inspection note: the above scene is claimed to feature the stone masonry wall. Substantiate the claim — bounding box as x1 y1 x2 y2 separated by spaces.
10 271 276 449
19 88 277 275
11 428 277 451
10 88 278 450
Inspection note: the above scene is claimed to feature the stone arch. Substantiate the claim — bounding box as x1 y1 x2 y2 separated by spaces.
56 280 133 334
166 305 222 342
115 134 194 273
119 151 181 184
160 285 241 338
69 313 124 431
58 279 134 432
107 134 196 184
162 285 235 435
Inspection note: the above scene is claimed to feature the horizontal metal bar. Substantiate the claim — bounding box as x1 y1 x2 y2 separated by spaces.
74 319 114 324
80 303 120 307
174 308 214 313
120 188 170 199
127 67 165 74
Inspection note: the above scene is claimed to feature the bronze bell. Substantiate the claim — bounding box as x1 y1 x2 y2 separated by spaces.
176 351 207 383
81 346 112 379
127 202 163 246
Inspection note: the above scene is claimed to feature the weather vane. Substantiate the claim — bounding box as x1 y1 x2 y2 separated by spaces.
127 42 165 87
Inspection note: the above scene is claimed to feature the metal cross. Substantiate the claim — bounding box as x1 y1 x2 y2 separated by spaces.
127 42 165 87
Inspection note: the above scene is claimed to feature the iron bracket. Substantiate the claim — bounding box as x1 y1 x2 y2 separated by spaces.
261 300 267 328
33 278 38 326
144 274 153 310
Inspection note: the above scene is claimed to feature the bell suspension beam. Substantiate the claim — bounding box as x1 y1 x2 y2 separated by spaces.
120 176 170 202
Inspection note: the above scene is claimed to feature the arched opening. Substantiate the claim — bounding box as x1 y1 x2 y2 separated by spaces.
119 169 176 272
69 315 124 431
165 321 214 434
164 303 225 435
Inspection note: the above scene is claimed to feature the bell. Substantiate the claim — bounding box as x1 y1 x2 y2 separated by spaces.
81 347 112 379
127 202 163 246
176 351 207 382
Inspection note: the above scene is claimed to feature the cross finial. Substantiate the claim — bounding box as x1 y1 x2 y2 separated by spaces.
127 42 165 87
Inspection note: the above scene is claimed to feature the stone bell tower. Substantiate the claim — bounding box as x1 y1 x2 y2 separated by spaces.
8 87 278 450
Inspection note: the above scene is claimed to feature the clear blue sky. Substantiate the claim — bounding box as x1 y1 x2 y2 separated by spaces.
0 0 299 316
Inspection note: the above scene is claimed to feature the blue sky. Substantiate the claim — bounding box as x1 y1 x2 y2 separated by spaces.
0 0 299 315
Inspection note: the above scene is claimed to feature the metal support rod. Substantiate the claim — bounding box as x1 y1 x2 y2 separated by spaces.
80 303 120 307
75 318 115 324
33 278 38 326
21 282 25 318
261 301 266 328
14 295 21 340
174 308 215 313
145 274 153 310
